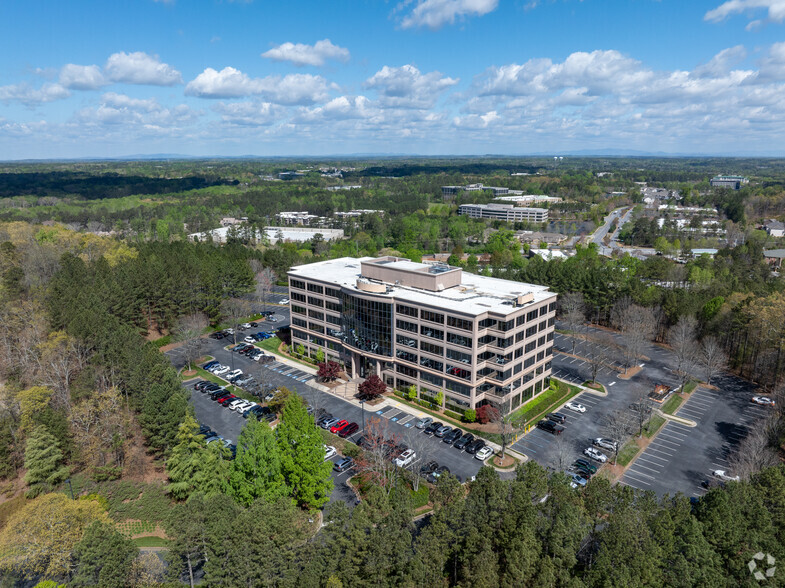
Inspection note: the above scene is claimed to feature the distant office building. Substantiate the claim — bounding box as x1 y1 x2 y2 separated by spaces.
278 171 305 180
287 256 557 411
334 209 384 219
710 175 749 189
495 194 562 205
326 185 363 191
442 183 516 198
458 203 548 223
276 211 320 226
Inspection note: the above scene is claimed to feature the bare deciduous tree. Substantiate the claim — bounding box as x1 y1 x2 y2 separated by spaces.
700 336 727 386
486 399 522 460
584 334 613 384
403 427 433 491
354 417 402 496
174 313 208 371
669 316 699 391
221 298 251 346
629 383 653 438
254 266 277 315
553 433 571 472
602 410 635 465
617 304 656 372
728 418 780 480
34 330 89 411
560 291 586 355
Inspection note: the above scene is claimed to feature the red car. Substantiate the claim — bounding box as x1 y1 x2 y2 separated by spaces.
338 422 359 438
218 395 237 405
330 419 349 434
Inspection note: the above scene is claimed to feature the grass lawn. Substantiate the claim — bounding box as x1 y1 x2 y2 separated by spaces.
132 536 170 548
514 381 582 426
643 415 666 438
683 381 698 395
256 337 316 370
617 442 640 467
661 394 684 415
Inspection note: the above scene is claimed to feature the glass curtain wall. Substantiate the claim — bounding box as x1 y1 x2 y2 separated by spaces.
341 293 393 356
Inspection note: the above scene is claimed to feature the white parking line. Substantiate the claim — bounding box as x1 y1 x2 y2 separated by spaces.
631 462 661 474
646 447 675 457
661 429 688 439
638 452 669 463
653 438 682 449
609 382 616 386
638 456 667 468
623 472 652 485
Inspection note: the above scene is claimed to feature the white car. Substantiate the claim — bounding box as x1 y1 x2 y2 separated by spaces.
235 401 255 413
227 399 246 410
394 449 417 467
584 447 607 463
240 323 252 330
564 401 586 413
323 445 337 461
224 328 234 335
212 365 230 376
712 469 740 482
752 396 776 407
475 446 494 461
593 438 618 452
244 336 256 344
279 298 290 304
226 369 243 380
252 351 267 362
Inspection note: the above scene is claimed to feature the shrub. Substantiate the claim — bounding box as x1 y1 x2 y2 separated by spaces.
476 405 495 424
463 409 476 423
444 410 463 421
343 444 361 459
358 375 386 401
406 385 417 401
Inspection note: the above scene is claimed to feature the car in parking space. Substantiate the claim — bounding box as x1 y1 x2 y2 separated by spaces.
593 438 618 452
573 458 598 474
454 433 475 450
570 473 588 489
209 332 225 340
240 323 252 330
712 469 740 482
570 466 591 481
279 298 290 304
537 420 564 435
395 449 417 467
751 396 776 407
204 435 221 444
321 417 340 430
226 369 243 380
415 417 433 429
323 445 337 460
584 447 607 463
434 425 452 438
213 365 230 376
443 428 463 445
338 422 359 438
330 420 349 434
427 465 450 484
227 399 246 411
218 395 237 406
233 344 251 353
235 400 256 413
547 412 568 424
264 390 277 402
202 361 219 370
210 389 230 400
333 457 354 473
243 336 256 344
268 316 278 323
419 460 438 477
475 446 494 461
423 421 443 435
316 413 334 427
465 439 485 455
564 401 586 413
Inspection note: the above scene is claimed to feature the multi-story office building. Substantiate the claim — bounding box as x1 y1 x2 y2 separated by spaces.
710 175 749 190
287 256 557 412
458 203 548 223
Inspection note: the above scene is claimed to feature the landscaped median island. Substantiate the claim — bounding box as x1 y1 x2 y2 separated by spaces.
611 413 668 472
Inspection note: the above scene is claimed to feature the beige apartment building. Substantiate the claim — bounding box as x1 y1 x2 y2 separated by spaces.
287 256 557 413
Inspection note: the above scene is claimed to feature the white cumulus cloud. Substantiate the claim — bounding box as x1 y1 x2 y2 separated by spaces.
214 101 281 126
399 0 498 29
59 64 107 90
262 39 350 67
705 0 785 24
104 52 182 86
0 82 70 105
185 67 330 104
364 64 458 108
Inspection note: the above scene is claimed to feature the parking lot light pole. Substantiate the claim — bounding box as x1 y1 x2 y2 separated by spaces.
360 399 365 432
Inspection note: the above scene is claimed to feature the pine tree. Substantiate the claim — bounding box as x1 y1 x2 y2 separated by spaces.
276 394 333 509
228 418 289 506
140 382 188 455
70 521 138 588
166 414 209 500
23 426 69 498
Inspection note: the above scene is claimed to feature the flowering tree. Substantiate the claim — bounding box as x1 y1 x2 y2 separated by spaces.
358 374 386 401
317 361 341 382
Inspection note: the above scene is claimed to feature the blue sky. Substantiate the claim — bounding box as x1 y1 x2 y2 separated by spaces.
2 0 785 158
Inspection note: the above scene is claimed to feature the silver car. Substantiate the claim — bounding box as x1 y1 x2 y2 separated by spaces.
415 417 433 429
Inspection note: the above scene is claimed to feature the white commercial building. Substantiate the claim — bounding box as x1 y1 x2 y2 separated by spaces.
458 203 548 223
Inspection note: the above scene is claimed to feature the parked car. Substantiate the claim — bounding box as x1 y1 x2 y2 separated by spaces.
547 412 567 424
570 467 591 481
420 461 438 476
323 445 337 460
415 417 433 429
213 366 230 376
235 401 255 413
240 323 252 330
333 457 354 473
395 449 417 467
537 420 564 435
316 413 334 427
226 369 243 380
227 399 246 411
217 395 237 406
424 421 443 435
330 420 349 434
573 458 598 474
204 435 221 444
564 401 586 413
202 361 219 370
338 422 359 438
712 469 740 482
475 446 494 461
210 390 230 400
434 425 452 438
321 417 340 430
279 298 290 304
209 332 225 340
427 465 450 484
454 433 475 450
268 317 278 323
584 447 607 463
443 428 463 445
752 396 776 406
465 439 485 455
593 438 618 452
570 473 588 489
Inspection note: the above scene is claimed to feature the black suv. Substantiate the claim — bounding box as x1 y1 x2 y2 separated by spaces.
423 421 443 435
454 433 475 450
547 412 568 425
443 428 463 445
537 420 565 435
465 439 485 455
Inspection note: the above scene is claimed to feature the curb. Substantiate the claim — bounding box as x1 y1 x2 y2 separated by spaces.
657 409 697 427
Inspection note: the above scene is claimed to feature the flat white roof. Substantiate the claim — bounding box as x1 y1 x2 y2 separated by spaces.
289 257 554 316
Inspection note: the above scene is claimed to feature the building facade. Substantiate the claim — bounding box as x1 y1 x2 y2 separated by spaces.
458 203 548 223
287 256 557 412
710 175 749 190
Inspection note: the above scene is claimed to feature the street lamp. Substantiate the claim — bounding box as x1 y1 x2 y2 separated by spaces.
360 399 365 432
